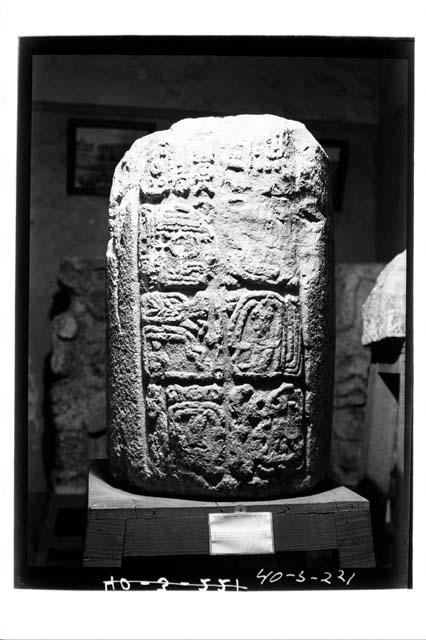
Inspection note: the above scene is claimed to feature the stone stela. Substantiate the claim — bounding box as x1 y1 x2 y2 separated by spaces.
106 114 334 499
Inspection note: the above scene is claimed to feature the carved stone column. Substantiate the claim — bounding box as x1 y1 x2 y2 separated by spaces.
106 115 334 498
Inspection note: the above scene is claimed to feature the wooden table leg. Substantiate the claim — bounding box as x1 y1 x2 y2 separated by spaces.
336 509 375 568
83 519 126 567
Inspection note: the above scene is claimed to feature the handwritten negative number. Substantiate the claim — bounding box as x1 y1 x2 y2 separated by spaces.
256 568 356 587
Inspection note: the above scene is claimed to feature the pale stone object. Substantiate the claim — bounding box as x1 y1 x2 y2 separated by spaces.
331 263 384 486
362 250 406 346
106 114 334 498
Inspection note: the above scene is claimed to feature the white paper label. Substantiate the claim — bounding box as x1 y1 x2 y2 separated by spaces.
208 511 274 555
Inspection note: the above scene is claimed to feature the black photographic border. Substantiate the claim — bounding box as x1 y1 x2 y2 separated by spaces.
16 34 414 591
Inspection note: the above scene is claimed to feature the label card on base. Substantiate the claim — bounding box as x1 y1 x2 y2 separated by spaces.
208 511 275 555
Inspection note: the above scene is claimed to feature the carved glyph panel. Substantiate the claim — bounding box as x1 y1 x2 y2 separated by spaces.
107 115 333 498
141 290 302 381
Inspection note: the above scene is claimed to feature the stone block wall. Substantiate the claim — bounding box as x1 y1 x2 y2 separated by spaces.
48 257 107 491
330 263 384 486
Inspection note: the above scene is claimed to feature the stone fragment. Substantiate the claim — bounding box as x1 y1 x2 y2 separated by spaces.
106 114 334 498
57 314 78 340
331 263 384 486
362 251 406 345
49 257 107 491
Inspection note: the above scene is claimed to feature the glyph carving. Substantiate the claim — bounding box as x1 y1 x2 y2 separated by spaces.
107 115 333 498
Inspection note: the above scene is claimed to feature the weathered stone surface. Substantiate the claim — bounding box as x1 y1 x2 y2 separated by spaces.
106 115 334 497
47 261 377 492
47 259 383 492
362 251 406 345
49 257 107 490
331 263 384 486
106 114 334 498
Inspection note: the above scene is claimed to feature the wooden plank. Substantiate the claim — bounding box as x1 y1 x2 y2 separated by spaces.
85 462 374 565
328 486 370 512
88 461 217 516
394 347 411 584
273 513 337 551
83 519 126 567
88 461 367 519
124 511 338 557
362 363 398 501
377 360 401 375
125 516 208 557
336 510 375 568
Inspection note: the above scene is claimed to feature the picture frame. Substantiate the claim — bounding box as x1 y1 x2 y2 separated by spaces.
320 139 349 212
67 118 156 196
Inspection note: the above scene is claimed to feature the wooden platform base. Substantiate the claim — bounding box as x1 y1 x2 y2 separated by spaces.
83 461 375 568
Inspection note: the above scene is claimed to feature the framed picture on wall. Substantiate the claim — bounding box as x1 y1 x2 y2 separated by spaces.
67 119 156 196
320 139 349 212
